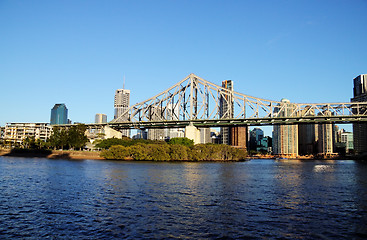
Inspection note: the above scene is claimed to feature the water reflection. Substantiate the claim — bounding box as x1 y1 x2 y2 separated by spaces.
0 158 367 239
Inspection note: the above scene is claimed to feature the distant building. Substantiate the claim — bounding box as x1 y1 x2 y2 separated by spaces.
199 127 211 144
114 88 130 137
50 104 68 125
298 106 318 155
258 136 272 153
220 80 234 145
147 106 165 141
272 99 298 157
249 128 264 151
317 110 334 156
219 80 247 148
230 126 248 150
334 127 354 154
210 129 221 144
165 103 185 140
3 123 52 145
95 114 107 124
341 131 354 153
351 74 367 155
165 128 185 140
0 127 4 139
132 129 148 140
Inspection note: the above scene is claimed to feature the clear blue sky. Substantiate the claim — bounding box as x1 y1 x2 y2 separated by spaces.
1 0 366 135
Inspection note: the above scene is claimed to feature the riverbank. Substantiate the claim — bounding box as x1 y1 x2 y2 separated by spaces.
1 149 365 161
0 149 104 160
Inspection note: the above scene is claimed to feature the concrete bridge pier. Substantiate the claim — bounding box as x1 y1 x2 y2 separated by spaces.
185 124 201 144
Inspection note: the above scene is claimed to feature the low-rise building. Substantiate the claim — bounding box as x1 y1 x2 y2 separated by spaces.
3 123 52 145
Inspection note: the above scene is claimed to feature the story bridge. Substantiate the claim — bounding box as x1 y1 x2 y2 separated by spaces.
82 73 367 131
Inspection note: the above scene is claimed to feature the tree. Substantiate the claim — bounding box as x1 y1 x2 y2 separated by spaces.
169 144 190 160
129 144 150 160
168 137 194 147
68 124 88 150
23 136 36 149
148 144 170 161
48 125 88 150
101 145 129 160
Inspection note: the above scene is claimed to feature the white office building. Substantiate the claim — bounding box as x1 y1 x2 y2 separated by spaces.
114 88 130 137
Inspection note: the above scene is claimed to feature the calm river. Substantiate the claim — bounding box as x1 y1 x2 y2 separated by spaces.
0 157 367 239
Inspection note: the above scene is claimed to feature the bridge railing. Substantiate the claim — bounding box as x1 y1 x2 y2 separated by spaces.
109 74 367 125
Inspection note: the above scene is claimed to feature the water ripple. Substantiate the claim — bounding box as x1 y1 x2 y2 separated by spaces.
0 158 367 239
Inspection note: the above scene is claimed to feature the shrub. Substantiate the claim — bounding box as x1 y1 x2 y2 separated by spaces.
100 145 129 160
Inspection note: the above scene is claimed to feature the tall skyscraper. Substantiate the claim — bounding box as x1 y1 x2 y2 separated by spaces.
147 106 165 140
220 80 234 145
114 88 130 137
272 99 298 157
219 80 247 148
50 104 68 125
298 106 318 155
351 74 367 155
95 114 107 124
317 110 334 156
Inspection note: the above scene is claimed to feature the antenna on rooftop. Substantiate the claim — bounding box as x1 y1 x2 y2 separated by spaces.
123 74 126 89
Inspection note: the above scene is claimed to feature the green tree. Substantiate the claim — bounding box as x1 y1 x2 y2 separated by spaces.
68 124 88 150
169 144 190 160
129 144 150 160
23 136 36 149
148 144 170 161
101 145 129 160
49 127 69 150
168 137 194 147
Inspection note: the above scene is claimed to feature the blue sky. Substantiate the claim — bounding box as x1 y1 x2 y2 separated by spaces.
1 0 366 135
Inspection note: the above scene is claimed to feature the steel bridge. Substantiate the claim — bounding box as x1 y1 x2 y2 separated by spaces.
79 73 367 131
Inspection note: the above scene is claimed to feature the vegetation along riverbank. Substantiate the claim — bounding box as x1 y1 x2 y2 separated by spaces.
97 137 247 161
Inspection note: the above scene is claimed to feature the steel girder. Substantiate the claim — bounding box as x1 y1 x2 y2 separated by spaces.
108 73 367 126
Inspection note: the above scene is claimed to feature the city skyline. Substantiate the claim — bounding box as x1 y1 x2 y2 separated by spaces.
1 1 366 128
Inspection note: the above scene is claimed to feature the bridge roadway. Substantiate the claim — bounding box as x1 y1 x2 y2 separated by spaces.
65 114 367 131
57 74 367 130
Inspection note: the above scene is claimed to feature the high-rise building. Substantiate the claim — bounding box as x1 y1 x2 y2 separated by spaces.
164 103 185 140
50 104 68 125
230 126 248 149
298 106 318 155
147 106 165 141
249 128 264 151
317 110 334 156
220 80 234 145
114 88 130 137
219 80 247 148
95 114 107 124
351 74 367 155
272 99 298 157
199 127 211 144
341 132 354 153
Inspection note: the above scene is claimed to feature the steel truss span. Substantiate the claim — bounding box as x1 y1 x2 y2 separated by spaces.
101 73 367 129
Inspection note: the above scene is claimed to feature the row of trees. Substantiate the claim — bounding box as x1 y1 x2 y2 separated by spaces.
95 136 195 149
48 125 88 150
100 138 247 161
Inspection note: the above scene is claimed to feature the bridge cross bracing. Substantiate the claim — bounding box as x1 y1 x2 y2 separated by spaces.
101 73 367 130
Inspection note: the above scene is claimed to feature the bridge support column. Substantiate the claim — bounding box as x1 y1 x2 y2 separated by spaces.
185 125 201 144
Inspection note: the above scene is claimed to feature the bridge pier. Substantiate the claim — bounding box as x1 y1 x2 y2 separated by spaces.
185 125 201 144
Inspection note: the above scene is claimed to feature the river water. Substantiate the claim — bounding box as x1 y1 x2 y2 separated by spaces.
0 157 367 239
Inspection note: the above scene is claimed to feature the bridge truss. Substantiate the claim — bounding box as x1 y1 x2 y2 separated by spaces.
105 73 367 130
